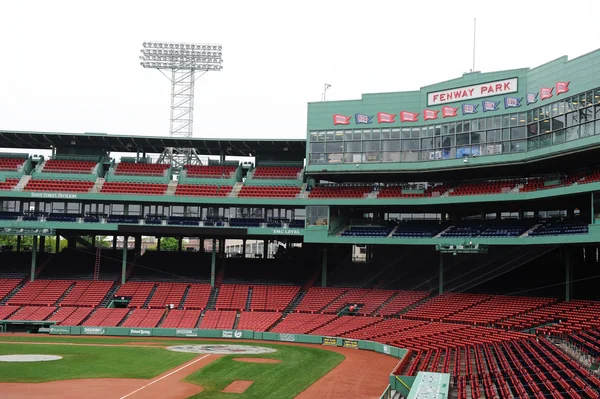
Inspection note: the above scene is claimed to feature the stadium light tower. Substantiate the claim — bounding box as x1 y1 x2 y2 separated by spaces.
139 41 223 167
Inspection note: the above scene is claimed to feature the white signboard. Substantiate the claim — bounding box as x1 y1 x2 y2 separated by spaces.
427 78 518 106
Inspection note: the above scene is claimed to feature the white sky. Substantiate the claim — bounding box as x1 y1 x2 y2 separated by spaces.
1 0 599 144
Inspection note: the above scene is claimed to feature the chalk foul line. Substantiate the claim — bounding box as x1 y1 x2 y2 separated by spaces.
119 354 210 399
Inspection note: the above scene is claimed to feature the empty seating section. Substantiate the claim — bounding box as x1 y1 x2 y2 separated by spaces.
0 157 25 171
252 166 301 179
24 179 94 193
83 308 129 326
295 287 347 313
121 309 165 328
249 285 299 311
536 302 600 336
147 283 187 309
114 282 155 308
237 311 282 331
238 185 300 198
309 185 372 198
185 165 236 178
344 318 425 341
181 284 212 309
444 295 555 325
341 226 393 237
0 278 21 300
114 162 170 176
160 309 202 328
42 159 97 174
449 179 518 196
322 289 396 315
101 182 167 195
403 293 490 321
175 184 232 197
8 280 73 306
498 300 599 331
0 178 19 190
376 291 430 316
0 305 20 320
216 285 250 310
8 305 57 320
200 310 236 329
50 307 93 326
59 281 113 307
392 222 445 238
310 315 380 337
529 221 588 236
270 313 337 334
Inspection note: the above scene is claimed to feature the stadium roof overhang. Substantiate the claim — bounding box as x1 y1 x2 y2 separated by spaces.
0 130 306 159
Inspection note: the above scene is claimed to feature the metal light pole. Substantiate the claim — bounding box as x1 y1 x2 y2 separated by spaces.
139 41 223 167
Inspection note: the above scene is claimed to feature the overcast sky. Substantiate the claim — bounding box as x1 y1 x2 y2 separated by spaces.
1 0 599 143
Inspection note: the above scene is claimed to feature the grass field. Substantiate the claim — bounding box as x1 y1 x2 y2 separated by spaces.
0 335 344 398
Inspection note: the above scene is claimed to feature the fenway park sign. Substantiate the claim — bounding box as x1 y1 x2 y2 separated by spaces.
427 78 518 106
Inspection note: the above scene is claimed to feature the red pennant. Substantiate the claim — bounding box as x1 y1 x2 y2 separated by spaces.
540 87 553 100
400 111 419 122
377 112 396 123
333 114 351 125
423 109 439 121
556 81 570 95
442 106 458 118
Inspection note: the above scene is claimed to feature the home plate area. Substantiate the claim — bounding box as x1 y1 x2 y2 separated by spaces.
166 344 277 355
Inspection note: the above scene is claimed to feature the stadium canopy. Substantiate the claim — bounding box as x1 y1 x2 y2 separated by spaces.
0 130 306 158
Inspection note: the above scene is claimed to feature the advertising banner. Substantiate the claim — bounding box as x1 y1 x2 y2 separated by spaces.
82 327 106 335
342 339 359 349
322 337 338 346
175 329 199 337
130 329 152 336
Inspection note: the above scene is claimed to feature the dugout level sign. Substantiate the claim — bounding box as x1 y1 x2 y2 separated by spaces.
322 337 338 346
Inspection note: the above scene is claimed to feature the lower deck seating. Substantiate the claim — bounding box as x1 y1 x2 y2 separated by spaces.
160 309 202 328
175 184 232 197
50 307 93 326
215 284 250 310
270 313 337 334
8 306 57 321
121 309 165 328
0 178 20 190
237 311 282 331
200 310 236 329
101 182 167 195
24 179 94 193
82 308 129 327
238 186 300 198
309 185 372 198
114 282 156 308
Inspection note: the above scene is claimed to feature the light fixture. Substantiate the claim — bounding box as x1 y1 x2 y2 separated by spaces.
140 41 223 71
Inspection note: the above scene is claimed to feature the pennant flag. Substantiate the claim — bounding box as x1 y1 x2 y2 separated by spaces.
355 113 373 124
400 111 419 122
442 106 458 118
423 109 439 121
556 81 570 95
540 87 553 100
377 112 396 123
527 93 538 105
333 114 351 125
462 104 478 115
482 100 500 112
504 97 522 108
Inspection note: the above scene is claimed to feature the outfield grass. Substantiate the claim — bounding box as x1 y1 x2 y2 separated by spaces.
185 344 344 399
0 342 197 382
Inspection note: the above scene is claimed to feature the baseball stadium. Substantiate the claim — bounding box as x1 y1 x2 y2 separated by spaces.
0 47 600 399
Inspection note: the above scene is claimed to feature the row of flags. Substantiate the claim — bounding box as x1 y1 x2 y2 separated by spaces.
333 81 570 125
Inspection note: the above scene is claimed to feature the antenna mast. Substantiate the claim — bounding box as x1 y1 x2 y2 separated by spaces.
472 18 477 72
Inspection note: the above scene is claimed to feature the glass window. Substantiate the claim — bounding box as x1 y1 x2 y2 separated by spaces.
511 126 526 140
427 126 434 137
382 140 400 151
306 206 328 226
486 117 494 129
533 108 540 121
310 132 318 142
552 115 565 131
553 129 565 144
509 114 518 127
463 120 471 132
502 114 510 127
344 141 361 152
565 126 579 142
456 122 463 133
317 132 325 141
441 124 449 135
309 153 326 164
128 204 141 216
558 101 565 115
421 138 433 149
310 143 324 153
527 123 538 137
390 128 400 139
494 116 502 128
401 128 411 139
325 142 342 152
527 110 534 124
471 131 485 144
528 136 539 151
540 119 551 134
566 98 575 112
411 128 420 138
594 89 600 105
487 129 501 142
595 105 600 120
566 112 578 127
381 129 390 139
477 119 486 131
581 122 594 138
67 202 80 213
371 129 381 140
361 130 371 140
334 130 344 141
402 139 419 150
503 129 510 141
540 133 552 148
456 133 469 146
363 140 380 152
550 102 559 117
326 131 334 141
580 106 593 123
434 125 441 136
448 123 456 134
344 131 352 141
353 130 362 140
511 141 526 153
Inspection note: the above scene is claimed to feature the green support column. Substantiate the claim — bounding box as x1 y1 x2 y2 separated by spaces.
91 235 96 247
263 240 268 259
55 234 60 253
565 248 571 302
16 236 21 252
199 238 204 253
210 239 216 288
112 236 117 250
156 237 161 251
39 236 45 253
242 239 246 257
439 253 444 295
30 236 38 282
321 248 327 287
178 237 183 252
121 237 128 285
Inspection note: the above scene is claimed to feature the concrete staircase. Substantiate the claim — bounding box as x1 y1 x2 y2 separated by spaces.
165 180 178 195
434 225 455 238
228 182 243 198
520 224 541 238
297 183 309 198
90 177 105 193
14 175 31 191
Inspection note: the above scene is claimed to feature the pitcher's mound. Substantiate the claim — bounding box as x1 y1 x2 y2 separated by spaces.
222 380 254 393
233 357 281 364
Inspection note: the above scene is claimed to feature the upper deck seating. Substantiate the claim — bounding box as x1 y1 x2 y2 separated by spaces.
340 226 393 237
449 179 519 196
529 221 588 236
101 182 167 195
309 185 372 198
114 162 170 176
391 222 445 238
0 178 19 190
251 166 301 179
42 159 97 174
0 158 26 171
185 165 236 179
24 179 94 193
174 184 232 197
